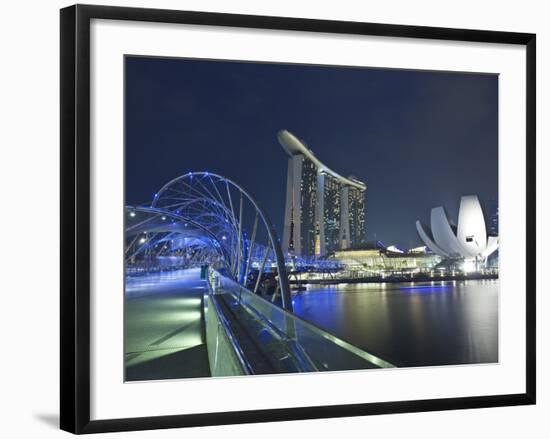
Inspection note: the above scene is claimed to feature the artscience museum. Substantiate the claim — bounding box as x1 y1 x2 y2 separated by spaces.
416 195 498 268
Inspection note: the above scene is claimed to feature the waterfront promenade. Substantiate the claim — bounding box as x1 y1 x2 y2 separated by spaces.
289 271 498 285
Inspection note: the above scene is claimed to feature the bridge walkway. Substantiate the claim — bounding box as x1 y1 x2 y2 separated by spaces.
124 267 211 381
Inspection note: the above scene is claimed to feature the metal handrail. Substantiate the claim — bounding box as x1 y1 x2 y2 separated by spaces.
207 293 254 375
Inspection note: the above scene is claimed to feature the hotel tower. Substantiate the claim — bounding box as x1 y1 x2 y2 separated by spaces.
278 130 367 257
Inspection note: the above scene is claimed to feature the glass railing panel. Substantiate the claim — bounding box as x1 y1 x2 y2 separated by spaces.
208 269 394 372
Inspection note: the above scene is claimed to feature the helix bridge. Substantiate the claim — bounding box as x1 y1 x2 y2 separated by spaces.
125 172 393 380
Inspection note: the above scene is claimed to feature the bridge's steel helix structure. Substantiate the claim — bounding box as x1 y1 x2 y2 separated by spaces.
125 172 292 310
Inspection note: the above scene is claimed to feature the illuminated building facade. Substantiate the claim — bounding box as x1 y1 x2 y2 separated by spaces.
279 130 367 257
331 245 441 272
486 199 499 236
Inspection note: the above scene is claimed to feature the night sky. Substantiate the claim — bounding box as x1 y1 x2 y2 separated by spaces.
125 56 498 248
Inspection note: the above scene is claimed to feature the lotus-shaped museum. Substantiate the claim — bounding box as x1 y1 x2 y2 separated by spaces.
415 195 498 262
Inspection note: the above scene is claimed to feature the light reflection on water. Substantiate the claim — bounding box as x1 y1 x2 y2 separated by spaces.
292 280 498 367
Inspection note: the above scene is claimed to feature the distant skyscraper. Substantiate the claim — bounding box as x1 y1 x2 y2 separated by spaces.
279 130 367 257
486 199 499 236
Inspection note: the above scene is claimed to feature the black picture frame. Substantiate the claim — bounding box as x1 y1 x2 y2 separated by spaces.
60 4 536 434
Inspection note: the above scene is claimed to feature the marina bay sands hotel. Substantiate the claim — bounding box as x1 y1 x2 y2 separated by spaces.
278 130 367 258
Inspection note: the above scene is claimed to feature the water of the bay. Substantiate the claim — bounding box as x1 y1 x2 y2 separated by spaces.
292 279 498 367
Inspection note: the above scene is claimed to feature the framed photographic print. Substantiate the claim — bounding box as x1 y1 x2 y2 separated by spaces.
60 4 536 434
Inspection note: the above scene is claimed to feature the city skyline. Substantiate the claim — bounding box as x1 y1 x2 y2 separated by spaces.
125 56 498 248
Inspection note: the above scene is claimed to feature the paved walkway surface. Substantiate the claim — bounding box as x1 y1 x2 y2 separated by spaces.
125 268 211 381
